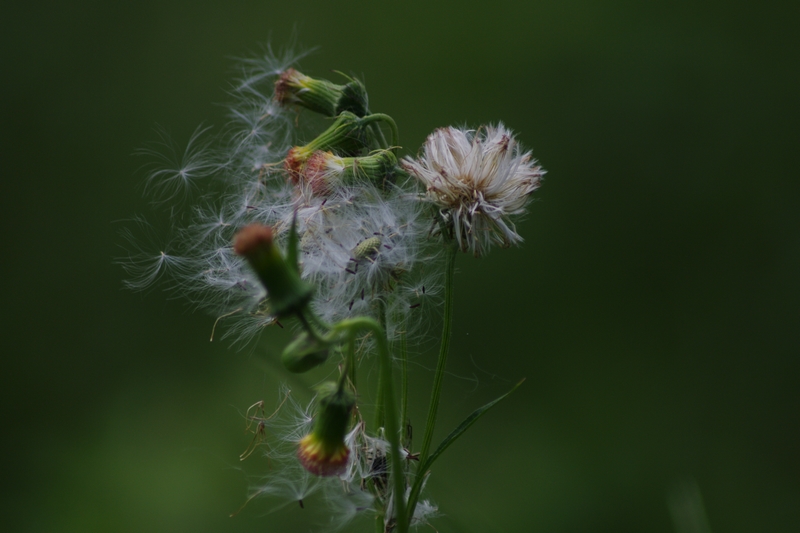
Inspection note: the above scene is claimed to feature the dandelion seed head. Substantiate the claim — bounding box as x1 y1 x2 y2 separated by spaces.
403 123 545 257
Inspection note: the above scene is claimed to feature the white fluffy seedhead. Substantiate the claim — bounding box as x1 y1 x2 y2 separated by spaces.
123 42 446 345
287 180 433 338
403 123 545 257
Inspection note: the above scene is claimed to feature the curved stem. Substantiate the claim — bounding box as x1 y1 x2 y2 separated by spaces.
363 105 389 150
362 113 400 152
305 307 332 333
331 317 408 533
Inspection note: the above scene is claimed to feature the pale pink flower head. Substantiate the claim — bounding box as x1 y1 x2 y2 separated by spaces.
403 124 544 257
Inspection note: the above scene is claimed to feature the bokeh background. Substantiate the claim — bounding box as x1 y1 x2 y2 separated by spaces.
3 1 798 532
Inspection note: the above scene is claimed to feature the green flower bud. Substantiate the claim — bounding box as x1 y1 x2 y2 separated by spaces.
233 224 312 318
335 77 369 117
301 149 397 195
274 69 368 117
298 381 355 476
281 331 330 373
284 111 370 182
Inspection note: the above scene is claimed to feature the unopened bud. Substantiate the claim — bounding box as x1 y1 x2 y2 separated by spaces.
233 224 312 318
275 69 368 117
301 149 397 195
298 382 355 476
284 111 370 183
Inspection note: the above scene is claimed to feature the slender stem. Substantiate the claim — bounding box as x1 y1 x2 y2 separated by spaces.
408 244 457 521
373 298 388 429
418 244 457 463
374 374 385 431
400 329 409 449
331 317 408 533
369 123 389 150
362 113 399 152
295 311 315 337
305 307 332 333
363 105 389 150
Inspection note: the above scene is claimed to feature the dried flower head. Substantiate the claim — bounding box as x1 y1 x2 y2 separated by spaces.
403 124 545 257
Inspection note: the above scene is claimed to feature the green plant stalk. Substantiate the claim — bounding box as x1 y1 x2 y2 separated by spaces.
362 113 399 152
373 298 388 430
369 122 389 150
374 375 385 431
400 329 409 449
361 103 389 151
332 317 408 533
417 244 457 466
305 307 332 333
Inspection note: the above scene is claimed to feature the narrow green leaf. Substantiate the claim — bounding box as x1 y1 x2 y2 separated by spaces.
406 379 525 522
421 378 525 473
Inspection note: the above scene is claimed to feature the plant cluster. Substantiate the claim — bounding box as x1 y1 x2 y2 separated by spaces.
122 45 545 532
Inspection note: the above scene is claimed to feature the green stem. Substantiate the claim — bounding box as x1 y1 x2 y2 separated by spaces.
373 298 388 429
331 317 408 533
374 376 385 430
362 113 399 152
409 244 457 520
305 307 332 333
400 329 409 449
363 105 389 150
369 123 389 150
418 244 457 463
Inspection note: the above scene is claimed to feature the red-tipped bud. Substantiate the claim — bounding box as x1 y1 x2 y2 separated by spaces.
297 382 355 477
274 68 368 118
282 111 370 186
234 224 312 318
298 149 398 196
297 433 350 477
233 224 274 256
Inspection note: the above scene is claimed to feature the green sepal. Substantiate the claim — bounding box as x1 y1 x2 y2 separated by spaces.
312 381 356 444
276 69 369 118
335 78 369 117
338 149 397 187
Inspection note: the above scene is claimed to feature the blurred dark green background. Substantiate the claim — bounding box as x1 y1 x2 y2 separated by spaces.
3 1 798 532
